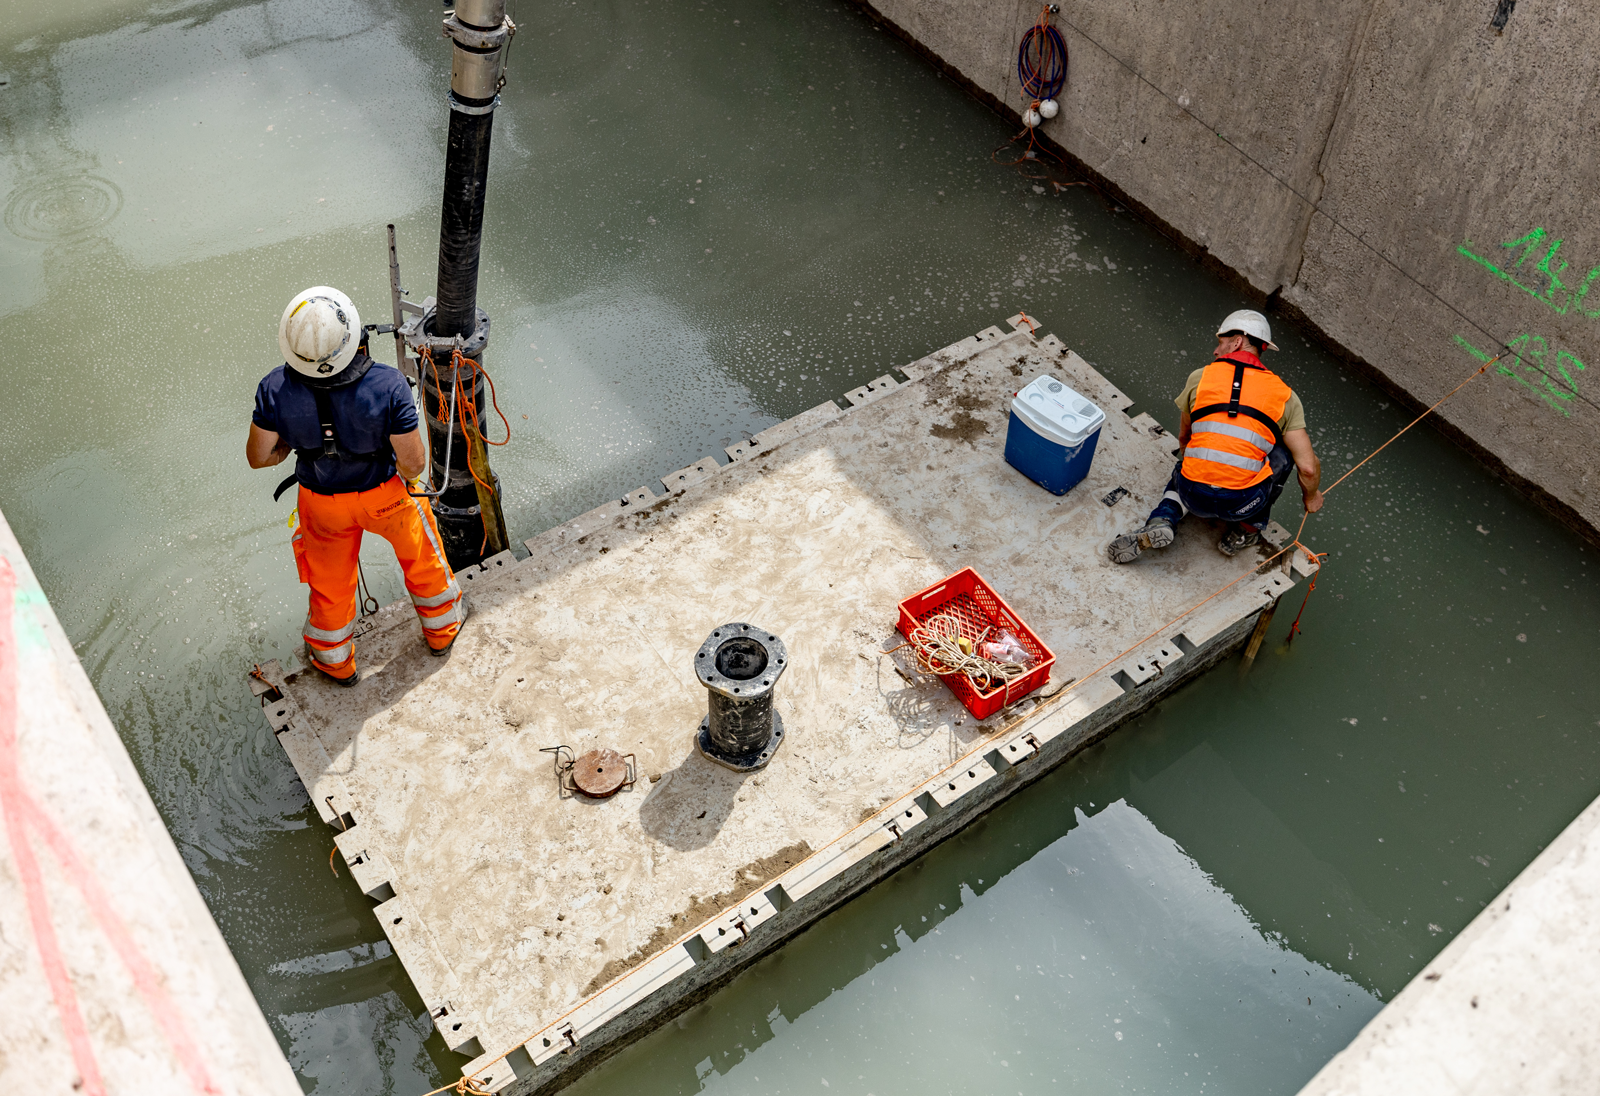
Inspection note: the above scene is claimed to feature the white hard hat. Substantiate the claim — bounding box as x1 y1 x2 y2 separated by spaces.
279 287 361 377
1216 309 1278 351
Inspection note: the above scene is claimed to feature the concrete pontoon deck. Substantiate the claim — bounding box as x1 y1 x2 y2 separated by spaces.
252 316 1318 1093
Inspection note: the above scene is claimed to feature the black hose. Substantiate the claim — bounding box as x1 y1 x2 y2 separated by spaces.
434 104 496 338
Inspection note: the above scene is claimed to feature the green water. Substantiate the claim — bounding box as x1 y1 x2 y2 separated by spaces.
2 0 1597 1093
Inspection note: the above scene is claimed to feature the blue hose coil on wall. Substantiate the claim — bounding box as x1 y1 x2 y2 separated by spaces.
1017 23 1068 102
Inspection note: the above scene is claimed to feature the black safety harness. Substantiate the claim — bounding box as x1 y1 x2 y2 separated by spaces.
1186 355 1286 450
272 353 392 501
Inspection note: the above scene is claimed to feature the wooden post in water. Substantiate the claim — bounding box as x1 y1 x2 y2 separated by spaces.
1240 598 1279 673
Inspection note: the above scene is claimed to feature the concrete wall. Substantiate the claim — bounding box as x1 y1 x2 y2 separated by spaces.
858 0 1600 537
0 511 300 1096
1297 788 1600 1094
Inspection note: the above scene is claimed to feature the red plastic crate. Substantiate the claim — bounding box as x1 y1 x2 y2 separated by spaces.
895 568 1055 720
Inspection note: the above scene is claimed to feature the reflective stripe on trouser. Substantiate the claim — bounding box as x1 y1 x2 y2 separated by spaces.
295 476 465 675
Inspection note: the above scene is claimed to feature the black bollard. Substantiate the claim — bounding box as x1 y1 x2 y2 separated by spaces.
694 624 788 772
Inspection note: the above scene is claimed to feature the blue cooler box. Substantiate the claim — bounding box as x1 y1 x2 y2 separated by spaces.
1004 375 1106 495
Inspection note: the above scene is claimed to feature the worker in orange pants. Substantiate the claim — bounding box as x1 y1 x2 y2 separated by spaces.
290 478 465 679
247 286 467 685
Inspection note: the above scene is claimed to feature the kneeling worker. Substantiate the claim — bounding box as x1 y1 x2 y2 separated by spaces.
245 287 467 685
1110 309 1322 563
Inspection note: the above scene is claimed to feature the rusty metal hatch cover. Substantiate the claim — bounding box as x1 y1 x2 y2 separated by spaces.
573 748 630 798
539 745 637 799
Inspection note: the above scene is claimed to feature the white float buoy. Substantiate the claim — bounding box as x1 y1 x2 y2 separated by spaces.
1023 107 1042 128
1038 98 1059 119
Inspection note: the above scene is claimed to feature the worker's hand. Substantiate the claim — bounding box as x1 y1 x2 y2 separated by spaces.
1303 489 1324 514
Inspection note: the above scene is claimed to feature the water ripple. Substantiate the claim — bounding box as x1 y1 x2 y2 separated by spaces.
4 172 123 241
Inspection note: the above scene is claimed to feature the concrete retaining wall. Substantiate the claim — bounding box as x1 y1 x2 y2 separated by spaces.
0 510 300 1096
857 0 1600 537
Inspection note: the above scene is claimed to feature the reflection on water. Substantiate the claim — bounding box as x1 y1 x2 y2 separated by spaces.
569 800 1379 1096
1 0 1598 1092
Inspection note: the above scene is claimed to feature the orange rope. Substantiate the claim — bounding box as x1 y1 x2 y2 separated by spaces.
416 1076 494 1096
420 346 512 500
1320 354 1500 496
1284 563 1326 647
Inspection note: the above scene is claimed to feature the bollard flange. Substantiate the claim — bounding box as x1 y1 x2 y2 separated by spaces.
694 623 788 772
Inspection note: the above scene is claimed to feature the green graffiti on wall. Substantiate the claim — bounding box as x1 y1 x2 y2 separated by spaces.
1458 227 1600 318
1455 332 1587 417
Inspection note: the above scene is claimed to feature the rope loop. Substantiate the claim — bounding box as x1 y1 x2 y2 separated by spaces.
905 613 1034 696
419 347 513 498
1017 7 1068 101
417 1075 495 1096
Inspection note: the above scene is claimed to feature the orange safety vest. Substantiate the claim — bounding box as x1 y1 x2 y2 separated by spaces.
1180 353 1294 490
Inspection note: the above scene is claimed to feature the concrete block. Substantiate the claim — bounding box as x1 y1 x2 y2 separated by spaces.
271 716 352 826
1024 677 1124 749
465 1045 534 1093
910 333 985 372
1127 412 1172 443
659 454 723 494
260 691 299 732
528 1022 580 1067
880 797 930 841
696 890 780 956
333 832 397 903
779 825 897 903
373 894 468 1045
748 400 841 451
994 731 1047 769
459 549 518 587
724 437 757 462
844 374 900 407
1112 638 1186 690
927 756 1000 809
562 942 697 1042
1 510 303 1096
524 489 658 558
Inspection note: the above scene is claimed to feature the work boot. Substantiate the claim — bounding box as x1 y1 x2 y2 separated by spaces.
304 642 361 687
1218 527 1263 557
1107 516 1175 564
429 594 472 657
312 663 361 687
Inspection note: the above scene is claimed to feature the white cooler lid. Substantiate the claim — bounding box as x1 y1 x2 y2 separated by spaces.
1012 375 1105 447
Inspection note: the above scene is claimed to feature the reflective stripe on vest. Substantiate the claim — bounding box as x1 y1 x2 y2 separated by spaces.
1190 419 1272 452
1181 354 1293 490
1184 446 1265 473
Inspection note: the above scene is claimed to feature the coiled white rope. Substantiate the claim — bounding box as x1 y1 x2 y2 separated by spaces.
906 612 1034 696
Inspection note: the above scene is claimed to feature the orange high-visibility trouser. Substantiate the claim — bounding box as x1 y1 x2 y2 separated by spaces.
290 475 463 679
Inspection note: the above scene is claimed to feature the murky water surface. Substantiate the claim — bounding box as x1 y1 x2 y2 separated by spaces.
2 0 1597 1092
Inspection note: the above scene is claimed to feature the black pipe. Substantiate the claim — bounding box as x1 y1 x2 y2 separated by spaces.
434 101 495 339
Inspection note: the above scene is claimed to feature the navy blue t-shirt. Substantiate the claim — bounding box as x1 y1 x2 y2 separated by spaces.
253 356 418 495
